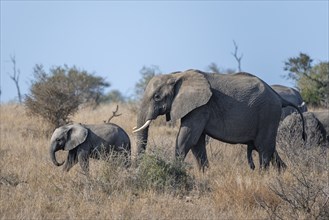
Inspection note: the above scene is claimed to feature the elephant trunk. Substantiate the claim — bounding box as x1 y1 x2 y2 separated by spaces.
135 110 150 155
50 142 64 166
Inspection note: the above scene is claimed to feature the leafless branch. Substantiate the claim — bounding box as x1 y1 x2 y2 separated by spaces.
231 40 243 72
8 55 22 103
105 105 122 123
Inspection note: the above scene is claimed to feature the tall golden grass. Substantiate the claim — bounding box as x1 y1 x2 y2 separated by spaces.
1 103 328 219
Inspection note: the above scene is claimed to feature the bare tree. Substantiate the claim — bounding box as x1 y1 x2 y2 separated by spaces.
231 40 243 72
8 55 22 103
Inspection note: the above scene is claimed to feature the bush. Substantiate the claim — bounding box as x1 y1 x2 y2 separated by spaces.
135 152 193 193
89 148 193 196
283 53 329 108
269 169 329 219
257 112 329 219
92 151 132 196
299 62 329 108
25 65 109 129
258 146 329 220
134 65 161 101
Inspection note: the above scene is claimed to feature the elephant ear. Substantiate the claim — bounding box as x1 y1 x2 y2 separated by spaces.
64 124 88 151
170 70 212 121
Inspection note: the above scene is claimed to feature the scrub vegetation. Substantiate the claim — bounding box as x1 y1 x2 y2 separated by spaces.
1 103 328 219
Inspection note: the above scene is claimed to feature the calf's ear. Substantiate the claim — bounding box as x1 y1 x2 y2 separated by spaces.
64 124 88 151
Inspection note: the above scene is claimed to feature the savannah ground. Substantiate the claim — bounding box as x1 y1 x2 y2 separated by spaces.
1 103 328 219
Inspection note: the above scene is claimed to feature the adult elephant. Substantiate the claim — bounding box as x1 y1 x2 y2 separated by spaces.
271 84 307 119
133 70 306 171
313 111 329 142
50 123 131 173
247 111 328 170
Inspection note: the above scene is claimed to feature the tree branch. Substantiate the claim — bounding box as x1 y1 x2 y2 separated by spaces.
105 105 122 123
8 55 22 103
231 40 243 72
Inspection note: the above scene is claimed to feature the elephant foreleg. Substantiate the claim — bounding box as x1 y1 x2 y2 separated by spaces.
175 112 208 163
63 149 79 172
191 133 209 172
175 127 194 160
78 149 90 174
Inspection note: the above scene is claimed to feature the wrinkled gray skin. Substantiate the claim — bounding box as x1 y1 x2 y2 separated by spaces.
247 85 308 169
134 70 306 172
248 111 327 170
313 111 329 142
50 123 131 173
271 84 308 120
287 112 327 145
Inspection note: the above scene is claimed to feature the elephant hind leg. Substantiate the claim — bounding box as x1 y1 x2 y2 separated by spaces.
255 135 286 172
191 133 209 172
255 139 275 170
247 143 256 170
271 150 287 173
255 121 281 170
258 152 271 170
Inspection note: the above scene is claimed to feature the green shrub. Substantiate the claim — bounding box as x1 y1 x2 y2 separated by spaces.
90 149 194 196
25 64 109 129
135 152 193 193
283 53 329 108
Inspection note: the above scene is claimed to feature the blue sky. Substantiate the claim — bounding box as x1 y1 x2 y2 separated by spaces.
1 1 328 103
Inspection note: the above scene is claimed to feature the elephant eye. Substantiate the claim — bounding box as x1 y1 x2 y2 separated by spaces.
154 94 161 102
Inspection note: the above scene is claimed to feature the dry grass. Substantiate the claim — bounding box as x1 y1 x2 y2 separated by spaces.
1 103 328 219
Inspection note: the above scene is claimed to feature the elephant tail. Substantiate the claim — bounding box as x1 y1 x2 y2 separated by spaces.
281 99 307 141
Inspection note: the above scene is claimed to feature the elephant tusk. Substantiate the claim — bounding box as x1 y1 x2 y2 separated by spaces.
133 120 152 133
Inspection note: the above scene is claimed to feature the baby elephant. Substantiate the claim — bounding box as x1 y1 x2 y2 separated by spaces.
49 123 131 173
